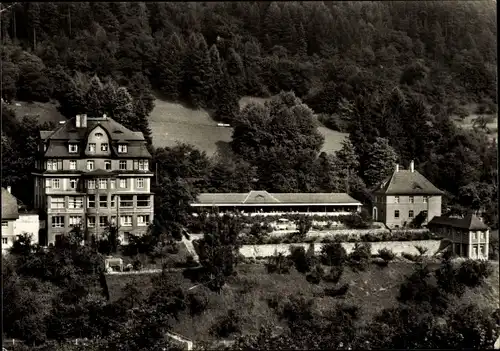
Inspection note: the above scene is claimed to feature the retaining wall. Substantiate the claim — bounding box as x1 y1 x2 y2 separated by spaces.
239 240 442 258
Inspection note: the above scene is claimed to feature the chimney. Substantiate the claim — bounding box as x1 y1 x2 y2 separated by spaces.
7 186 11 193
410 160 414 172
76 114 81 128
395 164 399 172
81 114 87 128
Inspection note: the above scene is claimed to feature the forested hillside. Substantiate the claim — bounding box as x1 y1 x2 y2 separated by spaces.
1 1 497 227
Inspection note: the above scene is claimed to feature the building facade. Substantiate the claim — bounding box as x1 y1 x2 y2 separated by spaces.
32 114 154 246
427 213 489 259
372 161 444 228
191 190 362 216
2 187 39 251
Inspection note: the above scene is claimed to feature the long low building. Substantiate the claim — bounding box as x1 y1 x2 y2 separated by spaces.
191 190 362 216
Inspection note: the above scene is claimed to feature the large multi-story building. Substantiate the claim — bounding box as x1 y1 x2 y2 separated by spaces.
372 161 444 228
32 114 154 246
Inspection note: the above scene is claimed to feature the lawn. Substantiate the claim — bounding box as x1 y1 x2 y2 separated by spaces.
10 100 66 125
106 260 499 343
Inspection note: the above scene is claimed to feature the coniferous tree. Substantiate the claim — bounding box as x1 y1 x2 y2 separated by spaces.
364 137 398 187
214 68 240 124
183 33 212 108
207 44 223 109
133 99 153 147
225 48 246 97
156 32 185 101
296 22 308 57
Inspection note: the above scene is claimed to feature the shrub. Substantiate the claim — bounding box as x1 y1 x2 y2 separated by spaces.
415 245 429 256
457 260 493 288
323 265 344 284
378 248 396 262
402 252 421 262
132 257 142 271
210 309 242 338
266 253 292 274
306 264 324 284
324 283 349 298
348 243 372 271
320 242 347 267
187 288 210 316
295 215 313 241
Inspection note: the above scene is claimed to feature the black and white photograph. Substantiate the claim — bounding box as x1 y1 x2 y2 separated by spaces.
1 1 499 350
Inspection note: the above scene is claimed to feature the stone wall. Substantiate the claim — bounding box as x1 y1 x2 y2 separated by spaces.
239 240 443 258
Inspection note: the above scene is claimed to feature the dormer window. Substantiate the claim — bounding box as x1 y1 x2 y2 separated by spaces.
101 143 109 151
69 144 78 153
118 144 127 153
88 143 96 152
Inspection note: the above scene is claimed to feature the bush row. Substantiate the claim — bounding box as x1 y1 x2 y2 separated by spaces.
239 230 441 245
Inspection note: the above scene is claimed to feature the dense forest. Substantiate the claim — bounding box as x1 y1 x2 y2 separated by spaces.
1 1 498 228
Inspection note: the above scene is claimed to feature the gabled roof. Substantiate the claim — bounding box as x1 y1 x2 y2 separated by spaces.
1 188 19 220
374 169 444 195
428 213 489 231
194 191 361 205
41 117 145 141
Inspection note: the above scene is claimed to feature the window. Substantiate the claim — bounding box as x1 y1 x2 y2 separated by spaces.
104 160 111 170
87 160 95 170
480 244 486 256
394 196 400 203
137 215 150 226
87 216 96 228
51 197 65 209
47 159 58 170
119 178 127 189
472 232 477 240
69 178 78 189
70 160 77 170
118 144 127 153
121 216 132 226
409 196 414 203
95 132 103 138
119 161 127 170
88 195 96 208
69 216 82 227
481 231 486 240
111 195 116 207
52 216 65 228
110 216 117 225
136 178 144 189
110 179 116 189
139 160 149 171
99 216 108 227
45 178 51 188
52 179 60 189
88 179 96 189
68 197 83 209
99 195 107 208
409 210 414 218
2 221 8 228
2 237 8 245
88 143 96 152
423 196 428 203
99 178 107 189
394 210 400 218
120 195 133 208
101 143 109 151
137 195 150 207
69 144 78 153
473 244 478 258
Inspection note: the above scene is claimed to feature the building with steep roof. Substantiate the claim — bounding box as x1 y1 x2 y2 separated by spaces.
428 213 489 259
32 114 154 246
372 160 444 228
191 190 362 216
2 187 39 251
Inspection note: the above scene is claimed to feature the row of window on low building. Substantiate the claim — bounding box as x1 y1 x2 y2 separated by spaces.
46 177 146 190
50 195 151 209
375 196 429 203
67 143 128 154
46 159 149 171
52 214 150 228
